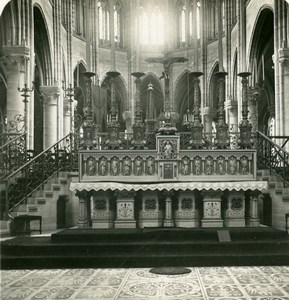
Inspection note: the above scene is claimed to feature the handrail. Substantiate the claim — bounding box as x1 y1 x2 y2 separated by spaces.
0 133 26 150
0 133 27 179
256 131 289 187
3 133 76 216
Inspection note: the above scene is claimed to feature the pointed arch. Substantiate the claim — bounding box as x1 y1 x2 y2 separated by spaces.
208 62 219 118
33 5 53 86
101 73 128 131
174 69 195 130
248 7 274 134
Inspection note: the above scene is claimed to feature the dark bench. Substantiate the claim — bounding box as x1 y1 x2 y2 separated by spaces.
14 215 42 236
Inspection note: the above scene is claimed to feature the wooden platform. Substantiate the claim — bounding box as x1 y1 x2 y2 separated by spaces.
1 227 289 269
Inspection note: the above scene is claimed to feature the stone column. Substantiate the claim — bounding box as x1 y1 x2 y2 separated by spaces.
76 190 91 228
115 191 136 228
278 47 289 136
249 191 260 227
2 45 30 133
164 191 174 227
224 191 245 227
201 190 223 227
40 86 60 149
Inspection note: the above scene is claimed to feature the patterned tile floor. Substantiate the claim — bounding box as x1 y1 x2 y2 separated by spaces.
1 266 289 300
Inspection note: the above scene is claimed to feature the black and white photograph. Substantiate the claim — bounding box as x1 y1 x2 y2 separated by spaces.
0 0 289 299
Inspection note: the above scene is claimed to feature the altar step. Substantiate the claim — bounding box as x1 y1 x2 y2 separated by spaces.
1 227 289 269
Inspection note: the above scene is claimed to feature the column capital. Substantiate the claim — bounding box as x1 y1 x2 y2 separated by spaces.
225 99 238 111
202 107 217 119
278 47 289 74
40 85 61 105
1 45 30 70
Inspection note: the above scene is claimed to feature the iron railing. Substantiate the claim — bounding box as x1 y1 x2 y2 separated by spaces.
3 133 77 216
256 131 289 187
0 133 27 179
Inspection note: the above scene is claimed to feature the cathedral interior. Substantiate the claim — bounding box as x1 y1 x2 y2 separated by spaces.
0 0 289 298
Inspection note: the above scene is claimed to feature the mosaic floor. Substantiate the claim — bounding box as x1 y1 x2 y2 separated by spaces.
1 266 289 300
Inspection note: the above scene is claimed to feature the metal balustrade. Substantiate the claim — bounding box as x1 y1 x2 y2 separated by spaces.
0 133 27 179
256 131 289 187
2 133 77 218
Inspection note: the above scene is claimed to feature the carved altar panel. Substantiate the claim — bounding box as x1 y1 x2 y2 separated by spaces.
79 149 256 182
157 135 180 160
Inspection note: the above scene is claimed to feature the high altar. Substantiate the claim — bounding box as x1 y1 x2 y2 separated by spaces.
70 64 267 230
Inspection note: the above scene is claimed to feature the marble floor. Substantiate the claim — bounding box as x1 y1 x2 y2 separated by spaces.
1 266 289 300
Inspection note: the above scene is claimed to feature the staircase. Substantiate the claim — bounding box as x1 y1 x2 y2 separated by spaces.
0 133 78 235
257 169 289 230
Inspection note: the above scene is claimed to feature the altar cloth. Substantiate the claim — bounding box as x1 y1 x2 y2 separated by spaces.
70 181 268 192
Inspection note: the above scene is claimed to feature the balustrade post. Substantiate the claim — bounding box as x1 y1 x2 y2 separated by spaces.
238 72 253 148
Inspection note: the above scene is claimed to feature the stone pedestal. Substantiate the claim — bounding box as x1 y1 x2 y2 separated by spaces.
201 190 223 227
114 191 136 228
175 191 199 227
138 191 163 228
224 191 245 227
92 192 114 228
249 191 260 227
76 190 91 228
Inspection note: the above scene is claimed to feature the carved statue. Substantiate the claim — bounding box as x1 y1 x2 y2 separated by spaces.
111 158 119 176
135 157 143 175
87 157 96 176
217 157 225 175
205 157 213 175
163 140 173 159
146 157 154 175
183 158 190 175
229 157 237 175
194 158 201 175
99 158 107 176
240 156 248 175
123 158 131 176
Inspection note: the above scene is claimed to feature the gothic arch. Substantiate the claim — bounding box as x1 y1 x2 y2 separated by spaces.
174 70 195 130
248 7 274 134
208 62 219 115
33 5 53 86
73 62 87 119
101 73 128 131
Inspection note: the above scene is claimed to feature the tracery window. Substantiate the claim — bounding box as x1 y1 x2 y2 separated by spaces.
114 2 123 48
176 0 201 48
74 0 86 37
139 4 164 46
98 1 110 45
